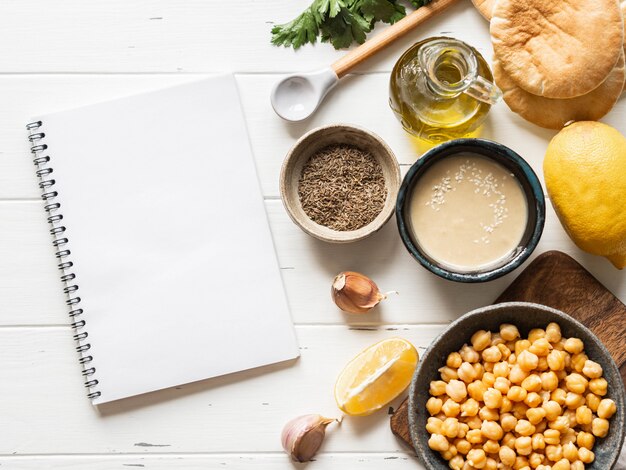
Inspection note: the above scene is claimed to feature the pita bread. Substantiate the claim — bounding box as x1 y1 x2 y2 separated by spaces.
494 53 625 129
471 0 495 20
491 0 624 99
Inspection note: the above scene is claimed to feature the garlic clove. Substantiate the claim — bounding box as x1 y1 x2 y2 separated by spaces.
281 414 338 462
331 271 388 314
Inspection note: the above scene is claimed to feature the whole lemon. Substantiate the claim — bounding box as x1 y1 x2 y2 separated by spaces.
544 121 626 269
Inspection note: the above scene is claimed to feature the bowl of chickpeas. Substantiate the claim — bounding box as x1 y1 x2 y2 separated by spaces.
408 302 625 470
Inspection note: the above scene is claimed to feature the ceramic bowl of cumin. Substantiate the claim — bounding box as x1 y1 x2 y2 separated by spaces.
280 124 401 243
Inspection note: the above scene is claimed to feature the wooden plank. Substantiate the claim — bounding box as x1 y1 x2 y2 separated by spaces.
1 200 625 326
0 0 484 73
0 454 423 469
0 325 442 454
2 74 626 200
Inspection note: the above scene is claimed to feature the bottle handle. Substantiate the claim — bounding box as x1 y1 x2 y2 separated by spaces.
464 75 502 105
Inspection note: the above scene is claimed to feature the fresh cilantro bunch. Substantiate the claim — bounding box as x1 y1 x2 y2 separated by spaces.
271 0 432 50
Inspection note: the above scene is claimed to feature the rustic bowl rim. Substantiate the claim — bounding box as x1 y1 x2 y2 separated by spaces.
279 123 401 243
408 301 626 470
395 138 545 282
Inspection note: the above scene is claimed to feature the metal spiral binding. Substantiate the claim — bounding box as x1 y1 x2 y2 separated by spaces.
26 121 101 401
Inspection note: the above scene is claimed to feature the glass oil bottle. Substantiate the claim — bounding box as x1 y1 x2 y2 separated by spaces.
389 37 501 143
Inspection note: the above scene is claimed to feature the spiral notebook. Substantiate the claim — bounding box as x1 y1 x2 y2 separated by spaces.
26 75 299 405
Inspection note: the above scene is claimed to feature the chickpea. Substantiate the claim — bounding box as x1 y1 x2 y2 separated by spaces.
580 359 603 379
562 442 578 462
545 444 563 462
465 415 482 430
508 386 528 402
484 457 497 470
484 388 503 409
544 429 561 445
514 456 530 469
549 415 570 433
536 356 549 372
556 369 568 381
563 409 578 428
565 392 585 410
471 330 492 352
494 361 510 378
546 323 562 343
481 421 504 440
458 422 469 439
526 407 546 425
578 447 594 464
528 328 546 343
529 452 545 468
570 353 588 373
449 455 465 470
502 432 516 448
460 344 480 363
518 350 539 371
560 428 576 446
575 405 592 425
570 461 585 470
426 416 444 434
535 420 548 434
531 432 545 450
512 402 530 420
515 339 532 356
482 372 496 387
529 338 552 357
515 419 536 437
547 350 566 371
591 417 609 438
468 380 487 402
597 398 617 419
564 373 588 394
479 406 499 422
481 345 502 363
500 445 517 466
455 438 471 454
498 343 512 361
552 458 571 470
483 361 494 373
439 366 459 382
521 374 543 393
441 446 458 460
501 396 513 413
457 362 476 383
459 398 478 417
553 341 565 351
501 413 518 432
442 417 460 438
483 439 500 454
467 448 487 468
515 436 532 456
588 377 608 396
508 353 517 365
551 388 567 405
494 376 511 394
473 362 485 380
540 371 559 391
442 399 461 417
576 431 594 450
510 365 530 384
447 352 463 369
466 428 483 444
564 338 584 355
446 380 468 402
426 397 443 415
524 392 542 408
428 433 450 452
430 380 447 396
586 392 601 412
500 324 520 342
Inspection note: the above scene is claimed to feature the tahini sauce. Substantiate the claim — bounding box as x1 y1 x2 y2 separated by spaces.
409 154 528 272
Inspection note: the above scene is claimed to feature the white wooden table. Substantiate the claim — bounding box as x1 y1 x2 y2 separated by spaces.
1 1 625 468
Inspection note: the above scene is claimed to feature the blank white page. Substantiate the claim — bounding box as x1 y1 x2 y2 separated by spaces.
33 75 299 405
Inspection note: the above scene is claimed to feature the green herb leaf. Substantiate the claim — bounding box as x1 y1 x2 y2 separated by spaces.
271 7 321 49
356 0 406 24
320 7 371 49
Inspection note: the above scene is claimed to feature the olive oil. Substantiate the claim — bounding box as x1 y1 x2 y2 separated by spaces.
390 37 500 143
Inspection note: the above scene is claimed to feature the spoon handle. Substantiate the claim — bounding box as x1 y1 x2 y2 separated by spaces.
331 0 461 78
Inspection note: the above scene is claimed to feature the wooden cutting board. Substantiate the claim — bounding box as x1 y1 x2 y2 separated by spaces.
390 250 626 448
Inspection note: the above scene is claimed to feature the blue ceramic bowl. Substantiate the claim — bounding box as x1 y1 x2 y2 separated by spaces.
396 139 545 283
408 302 626 470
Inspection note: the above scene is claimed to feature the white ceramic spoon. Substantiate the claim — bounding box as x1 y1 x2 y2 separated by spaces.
270 0 460 122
